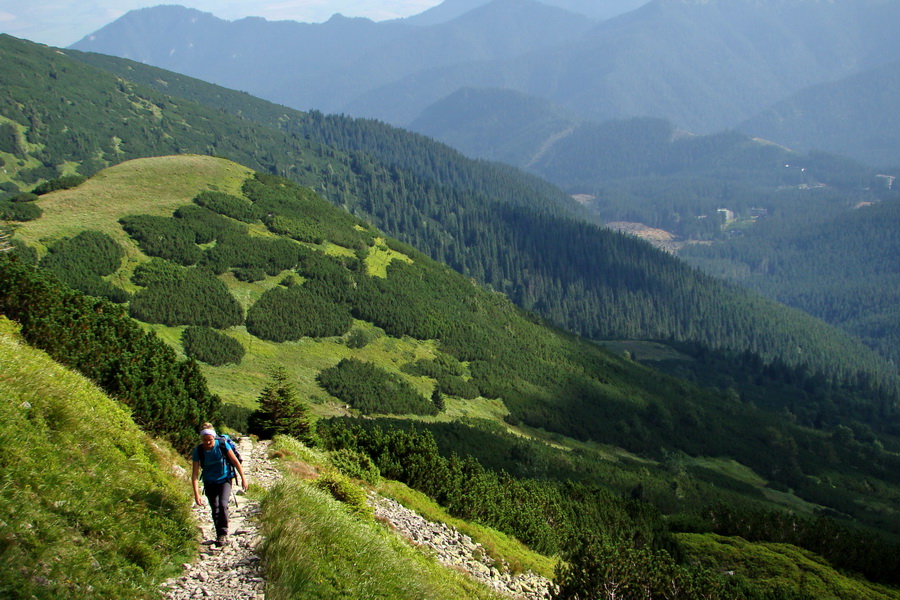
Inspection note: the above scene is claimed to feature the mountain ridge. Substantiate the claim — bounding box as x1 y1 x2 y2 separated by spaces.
70 0 900 149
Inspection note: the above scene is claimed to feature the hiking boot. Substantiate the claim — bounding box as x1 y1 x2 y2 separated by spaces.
216 535 228 547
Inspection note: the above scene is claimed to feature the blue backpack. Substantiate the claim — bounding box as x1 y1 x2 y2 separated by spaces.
197 435 242 481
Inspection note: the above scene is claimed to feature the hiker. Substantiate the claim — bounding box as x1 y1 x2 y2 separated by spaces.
191 425 248 547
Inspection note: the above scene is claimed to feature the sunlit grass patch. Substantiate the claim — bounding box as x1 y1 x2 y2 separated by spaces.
259 477 507 600
366 237 413 278
16 155 251 252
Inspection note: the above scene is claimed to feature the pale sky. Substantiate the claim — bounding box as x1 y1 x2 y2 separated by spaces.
0 0 444 48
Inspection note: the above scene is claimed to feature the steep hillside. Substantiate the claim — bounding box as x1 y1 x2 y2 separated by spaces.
0 317 195 598
680 190 900 366
410 88 900 368
7 149 900 598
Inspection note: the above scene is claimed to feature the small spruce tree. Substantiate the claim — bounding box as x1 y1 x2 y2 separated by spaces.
249 367 317 444
431 388 445 412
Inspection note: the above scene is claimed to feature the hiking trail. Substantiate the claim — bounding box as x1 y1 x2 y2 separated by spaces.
160 437 554 599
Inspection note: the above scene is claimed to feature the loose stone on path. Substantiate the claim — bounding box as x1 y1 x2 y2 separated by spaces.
369 494 556 599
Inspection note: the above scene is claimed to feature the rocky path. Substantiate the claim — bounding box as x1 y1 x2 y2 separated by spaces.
159 438 278 600
160 437 554 599
370 494 556 599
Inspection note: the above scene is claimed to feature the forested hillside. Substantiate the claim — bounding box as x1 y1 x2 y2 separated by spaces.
1 34 897 411
679 194 900 366
6 157 900 598
409 91 900 368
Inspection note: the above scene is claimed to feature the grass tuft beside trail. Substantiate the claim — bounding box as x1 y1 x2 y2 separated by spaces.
259 435 517 600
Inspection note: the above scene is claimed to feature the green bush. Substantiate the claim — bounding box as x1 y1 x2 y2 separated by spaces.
31 174 87 195
200 229 301 275
436 374 480 399
313 470 373 517
233 267 267 282
40 230 123 275
246 284 352 342
173 204 245 244
242 173 375 250
0 181 20 195
40 230 128 303
182 326 245 366
131 258 182 287
317 358 437 416
0 121 26 157
8 238 37 264
330 448 382 485
345 326 380 349
0 199 42 221
129 266 243 328
120 214 202 265
193 190 259 223
17 163 59 184
11 192 38 202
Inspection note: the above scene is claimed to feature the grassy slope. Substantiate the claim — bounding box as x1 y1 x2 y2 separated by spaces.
0 314 530 600
0 316 195 599
14 156 488 411
261 436 512 600
15 155 251 253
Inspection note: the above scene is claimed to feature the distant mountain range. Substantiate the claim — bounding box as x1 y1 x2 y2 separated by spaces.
738 59 900 167
71 0 900 165
405 0 649 24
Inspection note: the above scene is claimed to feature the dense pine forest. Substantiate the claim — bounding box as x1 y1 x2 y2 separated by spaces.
679 192 900 365
409 104 900 370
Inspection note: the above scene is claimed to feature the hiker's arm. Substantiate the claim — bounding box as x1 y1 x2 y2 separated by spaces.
191 461 204 505
227 449 248 491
